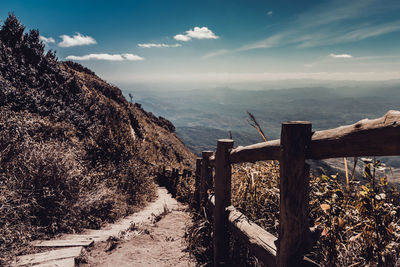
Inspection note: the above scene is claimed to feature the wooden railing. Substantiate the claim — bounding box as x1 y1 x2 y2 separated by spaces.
157 167 192 199
193 110 400 267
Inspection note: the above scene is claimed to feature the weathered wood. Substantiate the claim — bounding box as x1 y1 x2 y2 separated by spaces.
230 139 281 163
309 110 400 159
277 122 312 267
194 157 202 211
209 155 216 167
33 258 75 267
213 139 234 266
208 195 319 267
14 246 82 266
227 205 277 267
200 151 213 208
210 111 400 165
31 239 93 247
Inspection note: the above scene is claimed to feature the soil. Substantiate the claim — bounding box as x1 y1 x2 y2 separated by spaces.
80 203 196 267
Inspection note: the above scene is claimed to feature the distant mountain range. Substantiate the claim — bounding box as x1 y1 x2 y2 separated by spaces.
122 83 400 183
124 84 400 152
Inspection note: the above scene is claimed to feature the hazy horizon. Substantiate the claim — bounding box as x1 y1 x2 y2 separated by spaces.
115 78 400 92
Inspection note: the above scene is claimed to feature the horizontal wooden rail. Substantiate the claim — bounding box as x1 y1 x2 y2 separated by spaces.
230 139 281 163
209 110 400 165
208 195 276 266
208 195 319 267
309 110 400 159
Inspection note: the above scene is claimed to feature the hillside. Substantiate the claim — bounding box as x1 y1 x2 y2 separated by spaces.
0 14 195 263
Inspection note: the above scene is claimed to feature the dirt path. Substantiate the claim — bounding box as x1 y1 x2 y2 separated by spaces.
80 202 196 267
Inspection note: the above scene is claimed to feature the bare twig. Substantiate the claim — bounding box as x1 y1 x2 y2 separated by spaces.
246 111 267 142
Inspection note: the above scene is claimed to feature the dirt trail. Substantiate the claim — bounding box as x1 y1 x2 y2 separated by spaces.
80 202 196 267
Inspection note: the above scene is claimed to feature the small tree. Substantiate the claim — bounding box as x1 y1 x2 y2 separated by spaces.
0 13 25 47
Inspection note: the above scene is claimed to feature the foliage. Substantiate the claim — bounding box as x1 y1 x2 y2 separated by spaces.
186 159 400 266
185 211 214 266
0 13 193 264
310 159 400 266
229 160 400 266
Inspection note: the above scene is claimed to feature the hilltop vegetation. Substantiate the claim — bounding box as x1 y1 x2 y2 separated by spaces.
0 13 194 263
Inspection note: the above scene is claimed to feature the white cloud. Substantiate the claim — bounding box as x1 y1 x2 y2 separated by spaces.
174 26 219 42
58 33 97 47
66 53 144 61
122 53 145 61
186 27 219 39
174 34 192 42
39 36 55 44
138 43 182 48
329 53 353 58
267 10 273 16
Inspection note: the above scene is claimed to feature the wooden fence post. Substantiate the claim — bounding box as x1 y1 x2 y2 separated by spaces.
171 168 177 197
200 151 213 208
213 139 234 267
277 122 312 267
194 157 202 211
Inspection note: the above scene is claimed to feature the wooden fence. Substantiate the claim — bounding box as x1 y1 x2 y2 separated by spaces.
193 110 400 267
157 167 192 199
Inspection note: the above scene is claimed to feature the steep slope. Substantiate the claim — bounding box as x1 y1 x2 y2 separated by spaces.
0 13 195 262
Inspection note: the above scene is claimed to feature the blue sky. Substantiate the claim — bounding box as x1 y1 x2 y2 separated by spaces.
1 0 400 85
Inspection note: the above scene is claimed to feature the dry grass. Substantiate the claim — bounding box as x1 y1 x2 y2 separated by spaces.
0 13 192 265
186 159 400 266
230 160 400 266
0 110 157 264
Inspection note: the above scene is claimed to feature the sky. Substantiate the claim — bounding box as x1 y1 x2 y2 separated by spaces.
1 0 400 87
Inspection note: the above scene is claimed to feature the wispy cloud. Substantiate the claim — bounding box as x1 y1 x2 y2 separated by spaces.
39 35 55 44
206 0 400 57
329 53 353 58
267 10 273 16
138 43 182 48
203 34 283 58
203 49 230 59
174 26 219 42
59 33 97 47
121 53 145 61
66 53 144 61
